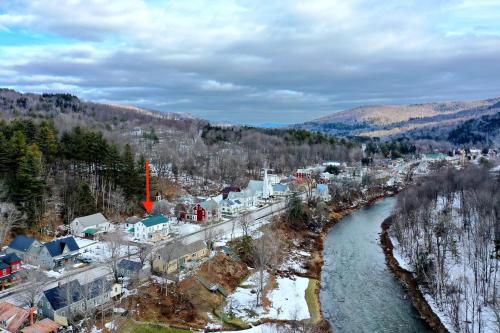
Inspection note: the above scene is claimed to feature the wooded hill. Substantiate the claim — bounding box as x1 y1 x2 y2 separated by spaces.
295 97 500 141
0 89 366 238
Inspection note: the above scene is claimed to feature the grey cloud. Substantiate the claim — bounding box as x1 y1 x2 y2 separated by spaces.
1 0 500 125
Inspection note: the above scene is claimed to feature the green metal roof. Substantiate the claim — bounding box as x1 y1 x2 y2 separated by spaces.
141 215 169 227
83 228 98 235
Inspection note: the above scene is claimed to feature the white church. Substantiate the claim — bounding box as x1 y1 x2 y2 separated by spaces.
246 169 274 199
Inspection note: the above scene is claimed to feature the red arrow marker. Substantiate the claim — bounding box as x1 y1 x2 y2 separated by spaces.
143 160 153 214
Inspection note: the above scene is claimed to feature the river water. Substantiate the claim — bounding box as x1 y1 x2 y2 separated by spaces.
320 197 433 333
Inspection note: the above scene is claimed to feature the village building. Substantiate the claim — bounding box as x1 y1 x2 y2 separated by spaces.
20 318 60 333
153 240 209 274
247 169 273 199
6 236 42 262
6 236 80 270
319 172 336 183
70 213 111 239
117 259 144 280
221 186 241 200
314 184 331 201
0 302 36 333
134 215 171 242
38 277 120 326
271 183 291 197
220 199 243 216
227 189 257 208
190 199 221 223
0 253 22 288
42 237 80 269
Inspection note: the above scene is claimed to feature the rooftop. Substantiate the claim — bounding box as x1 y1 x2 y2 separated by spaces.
0 302 30 332
8 235 37 253
21 318 60 333
141 215 169 227
73 213 108 227
118 259 142 272
43 277 110 311
44 237 80 257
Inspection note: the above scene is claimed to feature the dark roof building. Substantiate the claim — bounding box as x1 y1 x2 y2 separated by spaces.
8 236 37 253
42 277 110 311
43 237 80 258
1 253 21 265
222 186 241 199
118 259 142 272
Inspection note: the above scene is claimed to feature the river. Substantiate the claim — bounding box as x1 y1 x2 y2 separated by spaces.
320 197 433 333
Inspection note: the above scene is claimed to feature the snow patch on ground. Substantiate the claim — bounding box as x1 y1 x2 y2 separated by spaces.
74 237 98 249
267 276 310 320
224 323 295 332
45 269 63 278
389 236 412 272
177 222 202 236
79 241 137 263
225 270 310 323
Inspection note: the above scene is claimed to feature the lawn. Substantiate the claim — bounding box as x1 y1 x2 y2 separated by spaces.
121 321 191 333
305 278 322 323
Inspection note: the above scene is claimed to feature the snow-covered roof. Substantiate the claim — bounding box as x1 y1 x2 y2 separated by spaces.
73 213 108 227
248 180 264 192
200 199 219 210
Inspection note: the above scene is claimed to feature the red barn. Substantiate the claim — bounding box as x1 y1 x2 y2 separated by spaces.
191 203 206 222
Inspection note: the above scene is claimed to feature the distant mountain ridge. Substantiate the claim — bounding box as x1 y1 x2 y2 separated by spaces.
0 88 202 133
296 97 500 137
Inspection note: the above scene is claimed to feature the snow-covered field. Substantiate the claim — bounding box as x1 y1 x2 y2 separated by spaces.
225 270 310 323
78 240 138 263
177 222 202 236
225 323 296 333
267 276 310 320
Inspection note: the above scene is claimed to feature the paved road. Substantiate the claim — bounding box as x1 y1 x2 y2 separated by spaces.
0 196 292 306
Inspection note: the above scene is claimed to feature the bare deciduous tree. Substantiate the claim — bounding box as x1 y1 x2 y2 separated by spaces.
104 230 125 283
0 203 23 246
16 267 49 307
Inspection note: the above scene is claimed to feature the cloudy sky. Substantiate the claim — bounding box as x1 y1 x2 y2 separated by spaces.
1 0 500 125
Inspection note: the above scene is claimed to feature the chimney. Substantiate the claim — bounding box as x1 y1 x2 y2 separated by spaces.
29 307 36 326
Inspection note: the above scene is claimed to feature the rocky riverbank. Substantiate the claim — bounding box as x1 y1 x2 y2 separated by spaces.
380 215 449 333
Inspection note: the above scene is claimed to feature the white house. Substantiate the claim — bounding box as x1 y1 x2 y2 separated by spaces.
70 213 111 238
134 215 171 242
220 199 243 216
227 189 257 208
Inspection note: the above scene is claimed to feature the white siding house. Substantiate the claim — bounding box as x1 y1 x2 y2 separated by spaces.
134 215 170 242
70 213 111 238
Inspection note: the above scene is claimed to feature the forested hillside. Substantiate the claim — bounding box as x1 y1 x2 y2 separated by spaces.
390 166 500 333
0 89 364 240
295 97 500 139
448 112 500 145
0 119 147 239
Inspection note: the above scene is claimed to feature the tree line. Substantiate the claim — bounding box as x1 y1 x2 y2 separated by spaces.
0 119 148 235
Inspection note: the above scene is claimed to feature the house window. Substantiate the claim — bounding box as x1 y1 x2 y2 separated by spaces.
2 269 6 275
